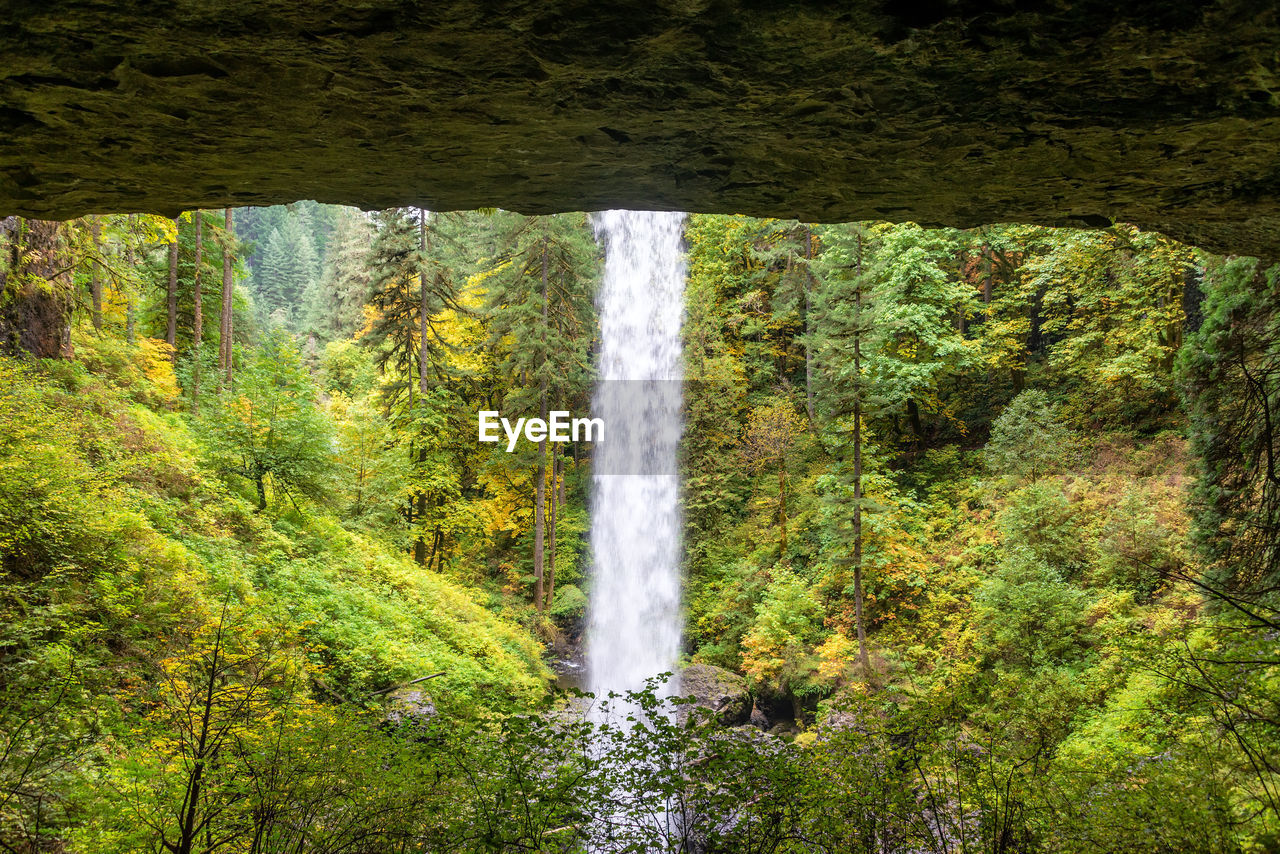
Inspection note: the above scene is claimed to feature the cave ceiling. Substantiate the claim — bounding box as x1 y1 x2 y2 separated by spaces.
2 0 1279 255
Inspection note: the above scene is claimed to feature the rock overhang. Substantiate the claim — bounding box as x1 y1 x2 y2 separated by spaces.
1 0 1278 256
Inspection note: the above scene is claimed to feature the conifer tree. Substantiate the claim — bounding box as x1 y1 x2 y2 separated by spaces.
220 208 234 387
302 208 374 342
89 216 103 332
812 223 881 673
751 220 820 420
1180 257 1280 596
484 212 598 610
364 207 471 564
365 208 465 415
257 218 319 329
192 212 203 411
166 215 180 354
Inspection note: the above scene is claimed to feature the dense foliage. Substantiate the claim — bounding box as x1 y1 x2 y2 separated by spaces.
0 205 1276 852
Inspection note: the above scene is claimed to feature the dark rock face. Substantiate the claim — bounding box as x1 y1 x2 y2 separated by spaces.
3 2 1279 255
0 218 72 358
678 663 751 726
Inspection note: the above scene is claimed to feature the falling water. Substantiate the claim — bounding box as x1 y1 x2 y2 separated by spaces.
586 210 687 706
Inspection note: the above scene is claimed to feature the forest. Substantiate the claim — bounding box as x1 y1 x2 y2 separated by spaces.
0 203 1277 853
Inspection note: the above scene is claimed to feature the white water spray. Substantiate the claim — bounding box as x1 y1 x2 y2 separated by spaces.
586 210 686 705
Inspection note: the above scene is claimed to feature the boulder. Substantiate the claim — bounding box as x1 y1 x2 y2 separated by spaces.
677 663 751 726
383 687 437 727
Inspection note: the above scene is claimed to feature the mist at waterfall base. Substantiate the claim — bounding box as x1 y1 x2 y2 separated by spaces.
585 210 687 715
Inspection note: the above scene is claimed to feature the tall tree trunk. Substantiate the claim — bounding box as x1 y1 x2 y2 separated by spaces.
852 237 871 674
803 225 816 422
419 208 430 398
778 458 788 555
546 454 558 610
220 208 234 388
0 217 74 358
558 451 567 505
166 216 179 355
125 216 136 345
533 238 550 612
982 250 994 305
90 216 103 332
907 397 924 446
414 491 428 564
192 213 203 412
534 438 546 611
852 388 870 674
412 209 433 565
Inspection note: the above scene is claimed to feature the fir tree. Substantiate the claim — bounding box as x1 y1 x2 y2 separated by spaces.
484 212 598 610
812 222 884 673
257 218 318 329
302 208 374 342
364 207 466 416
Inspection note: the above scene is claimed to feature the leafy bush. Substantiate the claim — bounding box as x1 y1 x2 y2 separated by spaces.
548 582 588 626
986 389 1071 483
975 547 1093 669
200 331 332 510
997 481 1092 576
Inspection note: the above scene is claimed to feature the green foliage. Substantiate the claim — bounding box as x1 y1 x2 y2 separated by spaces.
741 567 826 697
200 331 332 509
327 390 409 527
5 204 1280 852
985 389 1071 483
256 217 319 328
363 207 468 415
1179 256 1280 595
548 582 588 625
483 211 598 413
1028 225 1193 423
997 481 1091 575
975 546 1093 669
304 207 374 341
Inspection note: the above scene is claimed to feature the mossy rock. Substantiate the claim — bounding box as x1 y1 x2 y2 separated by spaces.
677 663 751 726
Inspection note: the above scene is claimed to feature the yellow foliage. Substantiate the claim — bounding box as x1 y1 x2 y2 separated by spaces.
815 632 857 682
135 338 180 404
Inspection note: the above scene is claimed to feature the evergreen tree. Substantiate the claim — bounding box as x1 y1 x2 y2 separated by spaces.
751 220 819 420
1180 257 1280 596
812 222 884 673
986 389 1071 484
484 212 598 610
257 218 318 329
363 207 476 565
201 330 332 510
365 208 466 415
302 208 374 342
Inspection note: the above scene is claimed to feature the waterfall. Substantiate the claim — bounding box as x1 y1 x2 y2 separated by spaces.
586 210 687 707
